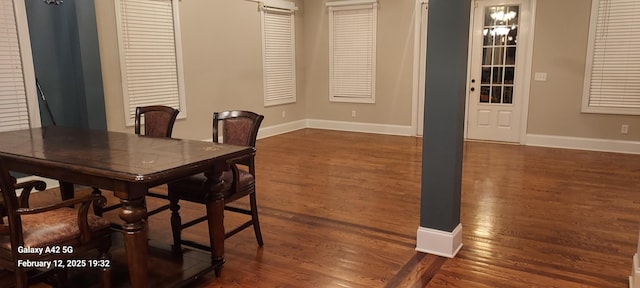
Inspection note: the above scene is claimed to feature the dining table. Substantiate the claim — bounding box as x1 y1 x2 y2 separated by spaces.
0 126 254 287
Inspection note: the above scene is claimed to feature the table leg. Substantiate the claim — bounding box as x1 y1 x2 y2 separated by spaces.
205 163 227 276
119 197 148 287
59 181 74 200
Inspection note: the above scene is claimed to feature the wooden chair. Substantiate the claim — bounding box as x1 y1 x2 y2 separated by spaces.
167 110 264 253
94 105 179 217
0 159 112 288
0 177 47 223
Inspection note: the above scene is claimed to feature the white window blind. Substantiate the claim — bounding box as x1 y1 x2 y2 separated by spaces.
328 1 377 103
115 0 186 125
261 0 297 107
582 0 640 115
0 0 31 131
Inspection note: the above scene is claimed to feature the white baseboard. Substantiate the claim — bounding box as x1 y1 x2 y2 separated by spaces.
415 224 463 258
257 119 307 139
306 119 414 136
256 119 414 139
526 134 640 154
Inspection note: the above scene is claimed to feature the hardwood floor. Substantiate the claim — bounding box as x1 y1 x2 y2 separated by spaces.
15 129 640 287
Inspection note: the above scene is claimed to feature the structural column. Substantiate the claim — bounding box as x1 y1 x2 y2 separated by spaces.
416 0 471 258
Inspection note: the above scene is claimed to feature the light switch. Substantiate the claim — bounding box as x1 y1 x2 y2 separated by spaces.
534 72 547 81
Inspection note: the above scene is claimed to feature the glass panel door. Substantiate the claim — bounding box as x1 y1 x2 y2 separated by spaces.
479 5 519 104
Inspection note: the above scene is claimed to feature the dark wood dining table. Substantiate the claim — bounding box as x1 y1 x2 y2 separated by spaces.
0 126 254 287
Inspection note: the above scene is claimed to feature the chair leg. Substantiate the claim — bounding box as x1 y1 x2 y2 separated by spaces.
15 269 28 288
169 193 182 253
56 268 68 287
98 246 111 288
92 187 103 216
101 268 111 288
249 193 263 246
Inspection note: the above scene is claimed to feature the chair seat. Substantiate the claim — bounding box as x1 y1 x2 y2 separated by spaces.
169 169 255 203
0 208 111 251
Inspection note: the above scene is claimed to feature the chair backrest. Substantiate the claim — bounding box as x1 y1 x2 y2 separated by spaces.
212 110 264 147
212 111 264 168
135 105 180 137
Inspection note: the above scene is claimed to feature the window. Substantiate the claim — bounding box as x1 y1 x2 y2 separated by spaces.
582 0 640 115
0 0 39 131
261 0 297 107
115 0 186 125
327 0 377 103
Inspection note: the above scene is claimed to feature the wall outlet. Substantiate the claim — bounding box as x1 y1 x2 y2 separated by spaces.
351 110 356 117
621 124 629 134
534 72 547 81
282 111 286 118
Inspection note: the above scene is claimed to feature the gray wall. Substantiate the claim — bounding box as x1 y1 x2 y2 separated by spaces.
25 0 106 129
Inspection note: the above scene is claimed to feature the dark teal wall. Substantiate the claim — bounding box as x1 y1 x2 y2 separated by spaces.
420 0 471 231
24 0 106 130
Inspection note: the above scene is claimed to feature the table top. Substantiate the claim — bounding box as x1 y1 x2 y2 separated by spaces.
0 126 254 185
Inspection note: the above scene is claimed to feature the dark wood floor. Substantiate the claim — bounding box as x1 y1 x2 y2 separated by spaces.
15 129 640 287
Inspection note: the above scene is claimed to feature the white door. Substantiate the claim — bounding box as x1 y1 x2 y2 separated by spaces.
417 1 427 136
466 0 529 142
412 0 428 136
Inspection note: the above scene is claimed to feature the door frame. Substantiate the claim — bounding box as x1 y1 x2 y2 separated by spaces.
412 0 428 136
463 0 536 144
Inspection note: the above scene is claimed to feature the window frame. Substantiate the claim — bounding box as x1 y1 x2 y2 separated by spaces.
0 0 40 131
261 0 297 107
327 0 378 104
114 0 187 126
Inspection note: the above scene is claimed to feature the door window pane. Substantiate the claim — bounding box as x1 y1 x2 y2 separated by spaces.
506 47 516 65
504 67 514 84
483 32 494 45
507 28 517 45
504 86 513 104
480 86 490 103
492 67 503 84
507 6 519 26
491 86 502 103
493 47 504 65
481 67 491 84
483 48 492 65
